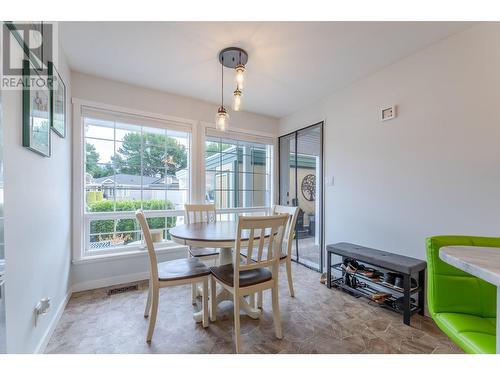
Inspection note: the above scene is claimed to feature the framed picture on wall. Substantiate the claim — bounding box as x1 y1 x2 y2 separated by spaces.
48 61 66 138
22 59 51 157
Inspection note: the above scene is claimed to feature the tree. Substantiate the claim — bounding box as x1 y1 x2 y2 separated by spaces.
205 141 232 153
86 142 113 178
86 142 99 175
112 133 187 177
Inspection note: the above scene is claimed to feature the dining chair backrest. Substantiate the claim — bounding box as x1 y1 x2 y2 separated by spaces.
135 210 159 283
272 205 300 258
234 215 289 286
184 204 217 224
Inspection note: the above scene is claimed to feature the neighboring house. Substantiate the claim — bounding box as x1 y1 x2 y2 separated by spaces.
197 145 316 210
202 145 269 208
86 173 184 207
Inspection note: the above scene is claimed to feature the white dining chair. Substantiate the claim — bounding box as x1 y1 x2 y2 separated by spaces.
272 204 300 297
184 204 219 304
136 210 210 343
241 205 300 308
209 214 289 353
184 204 219 260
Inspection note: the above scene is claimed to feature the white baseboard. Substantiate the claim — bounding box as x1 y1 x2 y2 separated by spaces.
34 271 150 353
35 290 72 354
71 271 149 293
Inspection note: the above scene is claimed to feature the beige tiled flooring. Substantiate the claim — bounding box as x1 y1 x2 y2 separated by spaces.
45 263 462 354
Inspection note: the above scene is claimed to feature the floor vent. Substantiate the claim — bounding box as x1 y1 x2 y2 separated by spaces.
107 284 139 296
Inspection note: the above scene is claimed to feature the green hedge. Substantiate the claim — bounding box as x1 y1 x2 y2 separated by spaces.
88 199 177 244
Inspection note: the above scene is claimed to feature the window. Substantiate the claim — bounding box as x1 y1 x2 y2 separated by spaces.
82 107 191 255
205 135 272 218
75 102 276 260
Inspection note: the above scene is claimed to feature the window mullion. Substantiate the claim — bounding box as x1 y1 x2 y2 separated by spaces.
219 138 223 210
140 126 144 210
164 129 168 233
113 120 117 240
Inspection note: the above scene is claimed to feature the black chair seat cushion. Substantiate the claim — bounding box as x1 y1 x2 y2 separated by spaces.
189 247 220 258
210 263 272 287
157 258 210 282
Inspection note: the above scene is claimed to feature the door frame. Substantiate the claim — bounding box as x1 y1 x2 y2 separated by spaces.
278 121 324 272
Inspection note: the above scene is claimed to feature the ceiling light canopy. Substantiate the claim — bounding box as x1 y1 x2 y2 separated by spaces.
216 47 248 130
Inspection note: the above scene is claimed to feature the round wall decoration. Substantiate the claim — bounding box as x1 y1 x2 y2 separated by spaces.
301 174 316 201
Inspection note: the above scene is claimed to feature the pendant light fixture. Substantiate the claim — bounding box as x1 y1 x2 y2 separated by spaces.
235 64 245 90
217 47 248 127
215 60 229 131
232 88 242 111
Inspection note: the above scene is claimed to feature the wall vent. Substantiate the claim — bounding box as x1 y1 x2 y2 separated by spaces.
107 284 139 296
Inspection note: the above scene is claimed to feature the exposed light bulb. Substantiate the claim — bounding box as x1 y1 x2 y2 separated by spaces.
233 88 242 111
215 106 229 131
235 64 245 90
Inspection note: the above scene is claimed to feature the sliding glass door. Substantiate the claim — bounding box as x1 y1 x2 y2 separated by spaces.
0 78 5 353
279 122 323 271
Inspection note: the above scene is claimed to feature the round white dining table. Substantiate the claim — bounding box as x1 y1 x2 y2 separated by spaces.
169 221 263 322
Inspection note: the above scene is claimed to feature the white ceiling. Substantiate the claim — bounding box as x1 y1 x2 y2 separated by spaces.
60 22 473 118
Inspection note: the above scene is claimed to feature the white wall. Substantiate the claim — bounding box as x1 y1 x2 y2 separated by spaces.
3 31 72 352
280 23 500 262
70 71 279 291
71 71 278 135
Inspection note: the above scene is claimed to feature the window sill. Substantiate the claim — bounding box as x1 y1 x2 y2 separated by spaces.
72 244 188 265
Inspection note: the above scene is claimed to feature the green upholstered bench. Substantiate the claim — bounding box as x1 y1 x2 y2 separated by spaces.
426 236 498 354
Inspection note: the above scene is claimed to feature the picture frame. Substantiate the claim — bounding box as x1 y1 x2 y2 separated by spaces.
48 61 66 138
22 59 51 157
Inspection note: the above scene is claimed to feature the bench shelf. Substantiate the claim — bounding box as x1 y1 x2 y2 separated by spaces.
326 242 427 326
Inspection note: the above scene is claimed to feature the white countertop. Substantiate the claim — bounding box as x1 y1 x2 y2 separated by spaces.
439 246 500 287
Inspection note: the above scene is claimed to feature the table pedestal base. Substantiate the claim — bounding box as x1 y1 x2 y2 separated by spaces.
193 247 262 323
193 289 261 323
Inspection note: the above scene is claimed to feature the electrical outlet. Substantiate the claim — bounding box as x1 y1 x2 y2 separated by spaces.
381 105 397 121
34 298 50 327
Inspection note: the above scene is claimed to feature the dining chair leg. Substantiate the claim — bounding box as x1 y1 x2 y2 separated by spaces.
191 283 198 305
271 282 283 339
286 258 295 297
202 278 209 328
257 291 263 309
189 250 197 305
144 284 152 318
249 293 256 308
146 286 159 343
233 291 241 354
210 276 217 322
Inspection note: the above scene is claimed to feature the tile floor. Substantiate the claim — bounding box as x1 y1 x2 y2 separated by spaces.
46 263 462 354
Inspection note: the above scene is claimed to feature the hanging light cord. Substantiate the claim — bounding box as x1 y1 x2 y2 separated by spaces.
221 59 224 108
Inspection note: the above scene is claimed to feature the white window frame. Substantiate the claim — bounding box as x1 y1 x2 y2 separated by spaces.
72 99 199 261
200 121 278 213
72 99 278 262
